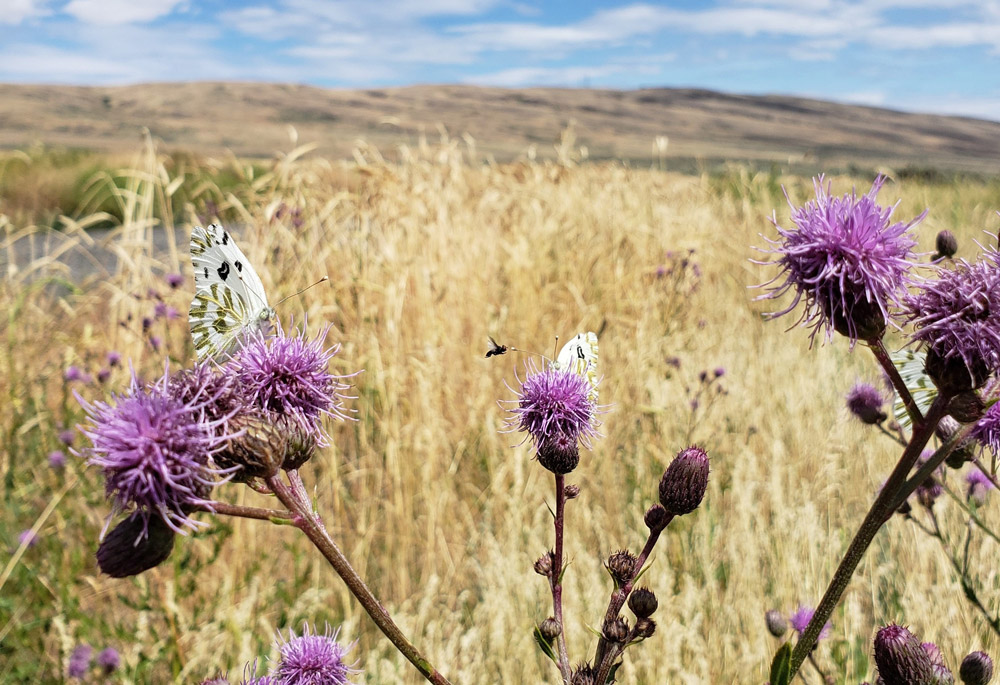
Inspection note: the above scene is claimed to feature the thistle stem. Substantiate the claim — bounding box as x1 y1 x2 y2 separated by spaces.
265 473 453 685
786 393 949 678
551 473 572 683
867 337 924 429
193 501 294 522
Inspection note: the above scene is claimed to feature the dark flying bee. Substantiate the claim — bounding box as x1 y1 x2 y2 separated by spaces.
485 336 508 358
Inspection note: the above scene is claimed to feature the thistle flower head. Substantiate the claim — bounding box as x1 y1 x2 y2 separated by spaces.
68 644 92 678
48 450 66 469
503 360 601 455
960 651 994 685
273 624 359 685
847 382 888 425
905 248 1000 394
658 446 710 516
788 605 832 642
96 647 120 674
966 468 995 505
77 367 238 537
972 401 1000 457
231 326 356 444
756 175 923 344
874 624 934 685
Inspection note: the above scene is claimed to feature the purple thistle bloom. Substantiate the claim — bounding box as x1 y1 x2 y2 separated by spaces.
972 397 1000 458
65 365 84 382
154 301 168 319
18 529 38 548
150 336 162 352
503 360 600 453
76 367 239 537
273 624 359 685
49 450 67 469
68 644 92 678
96 647 120 673
846 382 887 425
756 175 924 344
107 351 122 367
904 248 1000 393
240 660 277 685
58 429 76 447
97 368 111 384
966 468 995 504
166 272 184 289
788 605 832 642
231 326 356 443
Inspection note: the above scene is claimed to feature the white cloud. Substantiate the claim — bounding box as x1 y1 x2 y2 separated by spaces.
63 0 187 25
865 21 1000 48
0 0 51 24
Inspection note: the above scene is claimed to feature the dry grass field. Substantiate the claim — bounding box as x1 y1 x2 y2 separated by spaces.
3 133 1000 683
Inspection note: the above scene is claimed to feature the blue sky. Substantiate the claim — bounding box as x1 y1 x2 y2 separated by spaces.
1 0 999 120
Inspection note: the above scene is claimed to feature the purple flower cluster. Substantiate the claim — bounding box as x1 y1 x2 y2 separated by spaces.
757 175 924 344
846 382 887 425
788 605 832 642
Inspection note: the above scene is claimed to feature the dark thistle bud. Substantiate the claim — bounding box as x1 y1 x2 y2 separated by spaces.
603 617 629 644
659 446 710 516
938 416 976 469
214 412 286 481
644 503 669 530
874 624 934 685
628 587 658 618
959 650 993 685
534 551 555 577
925 344 990 396
97 513 176 577
935 230 958 260
537 431 580 475
570 663 597 685
564 484 581 499
949 391 986 424
847 383 888 425
765 609 788 638
606 549 638 587
634 617 656 639
539 618 561 643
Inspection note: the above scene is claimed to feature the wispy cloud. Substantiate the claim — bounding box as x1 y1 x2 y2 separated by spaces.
62 0 188 25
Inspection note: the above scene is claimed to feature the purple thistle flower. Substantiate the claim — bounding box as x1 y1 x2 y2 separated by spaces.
904 248 1000 393
166 272 184 289
231 326 357 443
240 660 277 685
96 647 120 673
65 365 84 382
76 367 239 537
273 624 359 685
972 399 1000 457
48 450 67 469
756 175 924 344
966 468 995 504
58 429 76 447
846 382 887 425
502 360 600 454
68 644 92 678
154 301 168 319
106 351 122 367
97 368 111 384
874 624 934 685
788 605 832 642
150 336 162 352
17 529 38 548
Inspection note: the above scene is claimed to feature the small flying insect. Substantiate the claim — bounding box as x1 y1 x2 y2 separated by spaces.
485 336 508 358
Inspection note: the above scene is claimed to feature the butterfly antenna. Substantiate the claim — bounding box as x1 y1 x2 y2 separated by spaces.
275 276 330 307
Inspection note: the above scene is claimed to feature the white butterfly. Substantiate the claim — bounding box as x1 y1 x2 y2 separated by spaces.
890 348 937 429
552 331 600 404
188 224 274 360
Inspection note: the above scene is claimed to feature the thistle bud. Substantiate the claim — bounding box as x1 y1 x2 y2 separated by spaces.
926 347 989 396
277 414 318 471
214 413 285 481
534 551 555 577
959 651 993 685
539 618 561 643
659 446 710 516
628 587 658 618
634 617 656 639
938 416 976 468
874 624 934 685
935 230 958 260
564 484 581 499
765 609 787 638
931 663 956 684
644 504 669 530
949 391 985 424
570 664 597 685
606 549 638 587
847 383 888 425
97 513 176 577
537 432 580 475
603 617 629 644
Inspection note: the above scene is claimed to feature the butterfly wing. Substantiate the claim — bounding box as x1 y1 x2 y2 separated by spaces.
553 331 599 404
891 348 937 429
189 224 272 359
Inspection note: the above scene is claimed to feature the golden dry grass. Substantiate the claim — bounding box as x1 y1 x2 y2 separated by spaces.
3 136 1000 683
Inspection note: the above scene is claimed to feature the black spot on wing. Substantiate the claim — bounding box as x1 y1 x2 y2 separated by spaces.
235 260 243 273
203 266 209 279
222 232 230 246
217 261 231 282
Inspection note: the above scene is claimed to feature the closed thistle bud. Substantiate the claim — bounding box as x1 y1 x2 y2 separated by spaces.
634 617 656 639
926 347 989 396
215 413 285 481
537 431 580 475
570 663 597 685
606 549 638 587
97 513 176 577
603 617 629 644
659 446 710 516
959 650 993 685
628 587 658 618
949 391 986 424
931 663 956 684
644 504 669 530
564 484 581 499
765 609 788 638
539 618 561 643
874 624 934 685
277 414 318 471
534 551 555 577
935 230 958 260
